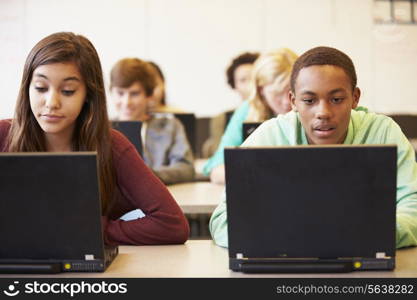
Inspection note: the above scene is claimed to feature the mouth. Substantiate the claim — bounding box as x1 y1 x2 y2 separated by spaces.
41 114 64 122
121 109 137 116
313 125 336 137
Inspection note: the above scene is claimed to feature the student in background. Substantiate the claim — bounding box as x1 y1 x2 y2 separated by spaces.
110 58 195 184
0 32 189 245
226 51 259 105
147 61 185 114
202 52 259 158
203 48 298 184
210 46 417 249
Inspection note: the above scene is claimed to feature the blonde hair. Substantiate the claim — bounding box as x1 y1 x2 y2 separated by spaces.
246 48 298 122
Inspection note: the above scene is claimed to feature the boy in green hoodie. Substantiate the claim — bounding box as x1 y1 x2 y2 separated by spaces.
210 46 417 249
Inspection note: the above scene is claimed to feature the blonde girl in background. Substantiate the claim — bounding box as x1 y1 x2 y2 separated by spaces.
203 48 298 184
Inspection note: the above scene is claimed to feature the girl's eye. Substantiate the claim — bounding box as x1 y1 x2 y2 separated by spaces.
35 87 47 93
62 90 75 96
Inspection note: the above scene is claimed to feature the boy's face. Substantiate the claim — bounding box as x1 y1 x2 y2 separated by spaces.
111 81 150 121
290 65 360 145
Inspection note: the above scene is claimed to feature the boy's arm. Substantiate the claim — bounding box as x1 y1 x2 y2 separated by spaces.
209 191 228 247
153 118 195 185
388 122 417 248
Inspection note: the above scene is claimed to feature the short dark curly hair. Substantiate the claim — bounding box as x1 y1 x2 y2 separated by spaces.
226 52 259 89
290 46 357 93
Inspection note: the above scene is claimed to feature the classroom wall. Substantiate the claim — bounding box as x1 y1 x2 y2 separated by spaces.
0 0 416 119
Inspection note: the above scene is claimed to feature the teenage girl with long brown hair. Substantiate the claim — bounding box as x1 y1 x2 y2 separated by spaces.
0 32 189 245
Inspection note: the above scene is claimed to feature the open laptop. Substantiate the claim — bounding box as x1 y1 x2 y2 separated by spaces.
173 113 196 154
242 122 262 141
224 145 397 273
0 153 118 273
111 121 143 156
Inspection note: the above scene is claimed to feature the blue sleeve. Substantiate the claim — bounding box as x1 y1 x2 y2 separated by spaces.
202 101 250 175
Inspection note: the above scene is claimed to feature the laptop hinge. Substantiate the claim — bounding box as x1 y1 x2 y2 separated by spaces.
239 261 353 273
0 263 61 274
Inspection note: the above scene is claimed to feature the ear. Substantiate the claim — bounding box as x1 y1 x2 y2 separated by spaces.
352 87 361 109
289 91 297 112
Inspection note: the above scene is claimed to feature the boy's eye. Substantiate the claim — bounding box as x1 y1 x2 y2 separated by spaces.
35 87 47 93
332 97 344 104
62 90 75 96
131 91 141 97
302 99 314 105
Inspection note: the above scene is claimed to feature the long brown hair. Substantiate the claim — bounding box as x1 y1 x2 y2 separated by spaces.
7 32 115 214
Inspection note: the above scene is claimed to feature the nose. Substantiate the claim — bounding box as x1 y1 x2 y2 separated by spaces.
121 93 133 108
45 90 61 109
316 100 332 120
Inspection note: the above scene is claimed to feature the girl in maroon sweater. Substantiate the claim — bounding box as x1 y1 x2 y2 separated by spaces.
0 32 189 245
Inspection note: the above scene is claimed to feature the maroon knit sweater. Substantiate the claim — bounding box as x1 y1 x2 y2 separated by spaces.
0 119 190 245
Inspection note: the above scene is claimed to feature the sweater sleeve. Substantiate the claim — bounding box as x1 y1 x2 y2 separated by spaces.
209 191 228 247
387 122 417 248
203 101 249 175
153 118 195 184
104 131 190 245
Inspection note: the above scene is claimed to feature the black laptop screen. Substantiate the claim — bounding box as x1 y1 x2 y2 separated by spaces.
0 153 104 261
225 146 397 259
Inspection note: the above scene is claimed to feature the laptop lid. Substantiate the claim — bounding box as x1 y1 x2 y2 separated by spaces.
0 152 117 273
225 146 397 271
242 122 261 141
173 113 196 154
111 121 143 156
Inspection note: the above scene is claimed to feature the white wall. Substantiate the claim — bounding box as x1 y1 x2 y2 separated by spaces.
0 0 416 119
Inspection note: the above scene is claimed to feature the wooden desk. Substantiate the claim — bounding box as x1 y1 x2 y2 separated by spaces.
3 240 417 278
168 182 224 214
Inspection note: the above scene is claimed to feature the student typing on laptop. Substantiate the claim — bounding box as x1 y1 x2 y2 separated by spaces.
0 32 189 246
210 46 417 249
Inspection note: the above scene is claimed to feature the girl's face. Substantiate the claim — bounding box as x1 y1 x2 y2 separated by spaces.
260 79 292 115
29 62 86 138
